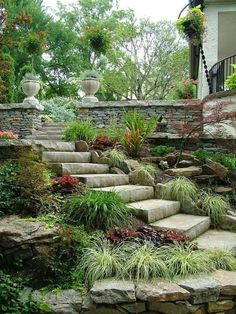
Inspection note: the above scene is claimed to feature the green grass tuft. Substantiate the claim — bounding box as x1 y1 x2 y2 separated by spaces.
103 149 126 168
207 248 236 271
136 163 156 176
63 120 95 142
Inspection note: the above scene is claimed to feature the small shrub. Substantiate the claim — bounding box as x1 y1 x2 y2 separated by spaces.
171 79 196 99
63 120 95 142
207 248 236 271
105 228 138 244
151 145 175 156
136 163 156 176
162 177 199 204
0 130 18 139
158 244 211 279
200 192 231 226
126 242 170 281
103 149 126 167
41 97 77 122
91 135 115 150
78 239 124 286
63 190 133 231
225 64 236 90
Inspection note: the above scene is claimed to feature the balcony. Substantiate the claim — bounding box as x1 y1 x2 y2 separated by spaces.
209 54 236 94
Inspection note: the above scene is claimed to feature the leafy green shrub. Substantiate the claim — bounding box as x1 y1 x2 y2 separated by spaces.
207 248 236 271
63 190 133 231
200 192 231 226
107 117 123 142
193 149 236 172
162 177 199 204
103 149 126 167
136 163 156 176
151 145 175 156
0 161 20 215
63 120 95 142
126 242 169 281
171 79 196 99
0 271 50 314
158 244 211 279
41 97 76 122
78 239 124 286
225 64 236 90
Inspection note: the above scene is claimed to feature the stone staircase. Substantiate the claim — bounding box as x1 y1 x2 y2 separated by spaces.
34 123 236 254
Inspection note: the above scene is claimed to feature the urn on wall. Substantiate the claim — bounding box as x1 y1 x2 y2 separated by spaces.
80 70 100 103
21 73 40 104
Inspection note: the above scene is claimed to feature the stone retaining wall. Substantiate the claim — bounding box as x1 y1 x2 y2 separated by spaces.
31 273 236 313
77 100 203 133
0 101 43 138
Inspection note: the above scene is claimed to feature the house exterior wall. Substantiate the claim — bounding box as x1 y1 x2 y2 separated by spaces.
198 1 236 99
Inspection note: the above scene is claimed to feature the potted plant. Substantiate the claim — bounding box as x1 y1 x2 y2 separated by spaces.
80 70 101 103
176 5 206 46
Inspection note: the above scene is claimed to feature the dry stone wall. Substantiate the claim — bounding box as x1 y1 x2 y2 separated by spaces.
0 101 43 138
77 100 203 133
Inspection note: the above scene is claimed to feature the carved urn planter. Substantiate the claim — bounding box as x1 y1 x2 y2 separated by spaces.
21 73 40 103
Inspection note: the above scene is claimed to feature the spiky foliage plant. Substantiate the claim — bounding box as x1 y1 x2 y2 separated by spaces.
162 177 199 204
207 248 236 271
126 242 170 281
103 149 126 167
63 190 133 231
157 244 211 279
63 120 95 142
78 239 124 286
200 192 231 226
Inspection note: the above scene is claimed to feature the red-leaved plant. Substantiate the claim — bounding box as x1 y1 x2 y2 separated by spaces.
0 131 18 139
91 135 115 150
52 175 81 194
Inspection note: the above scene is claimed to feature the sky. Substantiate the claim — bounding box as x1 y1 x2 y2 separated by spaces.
43 0 188 21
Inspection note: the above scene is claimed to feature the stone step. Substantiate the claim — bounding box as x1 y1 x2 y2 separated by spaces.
32 140 75 152
42 122 67 128
196 230 236 256
49 163 110 175
93 185 154 203
129 199 180 223
42 130 64 135
42 151 91 163
73 174 129 188
31 134 64 140
150 214 210 239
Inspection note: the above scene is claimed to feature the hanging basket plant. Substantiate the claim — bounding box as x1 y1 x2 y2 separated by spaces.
83 26 111 55
176 6 206 46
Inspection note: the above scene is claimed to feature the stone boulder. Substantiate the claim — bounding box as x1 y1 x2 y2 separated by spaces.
75 140 89 152
221 214 236 231
0 216 59 263
206 159 229 180
129 170 155 186
165 166 202 177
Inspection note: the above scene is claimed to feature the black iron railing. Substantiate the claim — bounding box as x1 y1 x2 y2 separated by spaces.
209 54 236 94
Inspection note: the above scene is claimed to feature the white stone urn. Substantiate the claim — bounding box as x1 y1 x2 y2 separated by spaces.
81 77 100 103
21 73 40 104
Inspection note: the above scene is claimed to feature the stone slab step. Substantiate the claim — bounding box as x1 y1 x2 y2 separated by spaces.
196 230 236 256
31 134 63 140
42 123 67 128
93 185 154 203
49 163 110 175
42 151 91 163
150 214 210 239
129 199 180 223
73 174 129 188
42 130 64 135
32 140 75 152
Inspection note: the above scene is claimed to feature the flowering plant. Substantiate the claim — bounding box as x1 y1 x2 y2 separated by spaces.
0 131 18 139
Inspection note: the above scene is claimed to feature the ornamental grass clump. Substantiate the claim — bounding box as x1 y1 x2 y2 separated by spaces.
63 190 133 231
63 119 95 142
103 149 126 168
162 177 199 204
158 244 211 279
78 239 124 286
207 248 236 271
126 242 170 281
136 163 156 176
200 192 231 226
